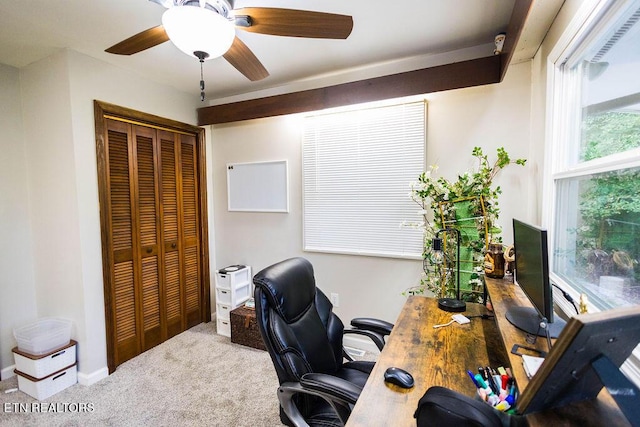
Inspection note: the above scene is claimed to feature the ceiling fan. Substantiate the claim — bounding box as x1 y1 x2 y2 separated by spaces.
105 0 354 83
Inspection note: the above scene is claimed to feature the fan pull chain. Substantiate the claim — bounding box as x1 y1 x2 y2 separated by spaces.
194 50 209 102
200 59 205 102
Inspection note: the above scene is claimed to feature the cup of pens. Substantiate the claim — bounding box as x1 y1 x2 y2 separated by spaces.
467 366 517 412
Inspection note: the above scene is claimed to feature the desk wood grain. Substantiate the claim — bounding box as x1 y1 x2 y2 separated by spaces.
346 282 630 427
485 277 631 427
346 296 506 427
483 277 548 393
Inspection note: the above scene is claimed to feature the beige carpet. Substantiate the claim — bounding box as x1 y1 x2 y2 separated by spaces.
0 322 283 426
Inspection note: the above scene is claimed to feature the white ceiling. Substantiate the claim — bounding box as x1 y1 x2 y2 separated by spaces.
0 0 563 102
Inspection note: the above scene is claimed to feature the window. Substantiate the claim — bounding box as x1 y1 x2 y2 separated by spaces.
302 101 426 258
550 0 640 310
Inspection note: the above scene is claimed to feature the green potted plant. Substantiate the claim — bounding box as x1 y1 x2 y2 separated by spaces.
405 147 526 300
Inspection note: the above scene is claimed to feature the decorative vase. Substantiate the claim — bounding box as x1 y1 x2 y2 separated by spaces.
484 243 505 279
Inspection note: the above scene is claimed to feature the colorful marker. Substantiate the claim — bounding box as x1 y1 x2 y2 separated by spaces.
468 370 480 388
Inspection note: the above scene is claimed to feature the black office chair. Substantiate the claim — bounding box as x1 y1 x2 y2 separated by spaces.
415 386 514 427
253 257 393 427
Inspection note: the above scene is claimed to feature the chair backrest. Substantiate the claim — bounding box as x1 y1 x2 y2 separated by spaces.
253 257 345 385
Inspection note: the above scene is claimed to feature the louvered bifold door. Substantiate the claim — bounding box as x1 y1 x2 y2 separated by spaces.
179 133 202 328
158 130 184 338
132 125 163 351
98 102 208 372
105 119 140 366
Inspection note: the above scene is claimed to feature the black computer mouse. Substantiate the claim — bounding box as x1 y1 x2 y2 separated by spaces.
384 367 414 389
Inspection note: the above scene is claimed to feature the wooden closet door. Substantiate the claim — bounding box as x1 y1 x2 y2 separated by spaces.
105 121 164 364
158 130 184 338
179 133 202 328
132 125 163 351
105 119 140 365
96 101 210 373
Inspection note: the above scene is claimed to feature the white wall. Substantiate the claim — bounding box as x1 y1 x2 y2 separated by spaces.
0 64 38 378
6 49 201 382
210 61 533 325
20 50 87 378
426 60 533 242
65 50 200 378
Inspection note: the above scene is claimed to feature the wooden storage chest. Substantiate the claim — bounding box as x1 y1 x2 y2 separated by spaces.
230 306 266 351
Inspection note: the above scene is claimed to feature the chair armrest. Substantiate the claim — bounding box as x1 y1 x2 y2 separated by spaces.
300 373 362 405
343 328 386 352
278 375 362 427
344 318 393 355
350 317 394 336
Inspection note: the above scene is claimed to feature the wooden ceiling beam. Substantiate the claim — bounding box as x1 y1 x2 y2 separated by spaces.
501 0 534 81
198 56 501 125
197 0 532 126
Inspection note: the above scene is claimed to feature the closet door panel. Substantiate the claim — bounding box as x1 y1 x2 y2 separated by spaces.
113 261 138 364
184 246 200 326
160 132 179 243
159 130 184 337
106 119 140 365
180 134 201 328
133 125 163 350
108 124 133 254
181 135 198 241
141 254 162 348
164 250 182 338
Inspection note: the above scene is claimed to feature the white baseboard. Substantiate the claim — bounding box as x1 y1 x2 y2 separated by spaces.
343 335 381 355
1 364 16 380
77 366 109 386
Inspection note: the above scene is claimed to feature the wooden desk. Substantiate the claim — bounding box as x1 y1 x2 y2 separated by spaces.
346 296 507 426
347 281 630 426
484 277 630 427
483 277 547 394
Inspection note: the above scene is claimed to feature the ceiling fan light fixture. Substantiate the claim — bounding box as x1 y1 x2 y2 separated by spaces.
162 5 235 60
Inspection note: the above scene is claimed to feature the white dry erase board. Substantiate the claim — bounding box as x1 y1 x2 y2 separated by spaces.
227 160 289 212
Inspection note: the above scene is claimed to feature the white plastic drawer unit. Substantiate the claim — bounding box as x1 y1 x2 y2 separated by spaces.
215 284 251 305
233 283 251 302
216 265 251 290
215 265 252 336
217 318 231 337
217 303 232 320
216 287 233 305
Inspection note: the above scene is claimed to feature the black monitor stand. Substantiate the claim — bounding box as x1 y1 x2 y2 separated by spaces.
505 306 566 339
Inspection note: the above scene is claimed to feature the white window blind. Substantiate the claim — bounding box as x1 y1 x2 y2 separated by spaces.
303 101 426 258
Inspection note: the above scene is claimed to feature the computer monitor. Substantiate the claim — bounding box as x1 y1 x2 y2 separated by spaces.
506 219 565 338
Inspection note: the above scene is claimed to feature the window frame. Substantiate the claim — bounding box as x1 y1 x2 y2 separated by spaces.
544 0 640 384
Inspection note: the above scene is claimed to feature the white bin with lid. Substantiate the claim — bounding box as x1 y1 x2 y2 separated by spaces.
13 318 72 356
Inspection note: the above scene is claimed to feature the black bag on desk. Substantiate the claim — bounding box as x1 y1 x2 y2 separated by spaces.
414 386 516 427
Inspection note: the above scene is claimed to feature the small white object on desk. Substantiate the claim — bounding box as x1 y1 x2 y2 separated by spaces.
433 314 471 328
522 354 545 378
452 314 470 324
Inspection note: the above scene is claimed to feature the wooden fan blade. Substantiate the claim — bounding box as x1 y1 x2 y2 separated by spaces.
223 36 269 81
234 8 353 39
105 25 169 55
